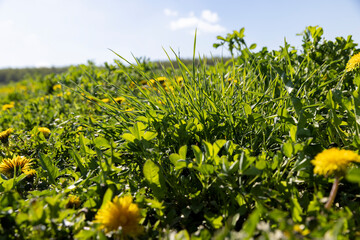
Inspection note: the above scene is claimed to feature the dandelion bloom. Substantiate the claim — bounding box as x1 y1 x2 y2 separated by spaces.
155 77 167 86
0 128 13 144
346 52 360 72
0 156 33 177
38 127 51 137
311 148 360 176
114 97 125 104
94 196 143 237
2 103 14 111
66 195 81 209
52 84 62 91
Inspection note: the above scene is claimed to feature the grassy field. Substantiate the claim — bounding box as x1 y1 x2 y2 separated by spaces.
0 26 360 239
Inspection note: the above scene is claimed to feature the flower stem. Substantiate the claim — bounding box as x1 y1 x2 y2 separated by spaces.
325 176 340 210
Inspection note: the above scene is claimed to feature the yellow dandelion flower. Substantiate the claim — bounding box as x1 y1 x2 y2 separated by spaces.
38 127 51 137
53 84 62 91
311 148 360 176
114 97 126 103
155 77 167 86
156 76 167 82
227 78 238 83
129 82 135 89
66 195 81 209
176 76 183 83
0 156 33 177
0 128 13 145
86 96 97 103
94 196 143 237
346 52 360 72
2 103 14 111
101 98 110 103
24 169 36 177
140 80 148 85
164 85 174 92
293 224 310 236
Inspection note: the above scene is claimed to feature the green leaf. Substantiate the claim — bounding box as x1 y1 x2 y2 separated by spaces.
94 137 111 149
143 160 166 198
121 133 136 142
169 153 181 165
175 230 190 240
204 213 223 229
101 188 114 208
203 141 213 158
143 160 161 187
290 197 303 222
290 125 297 142
213 139 226 157
241 208 261 239
38 153 60 185
192 145 203 165
70 150 87 177
346 168 360 184
282 141 293 158
243 103 252 115
143 131 157 141
130 122 146 139
179 145 187 159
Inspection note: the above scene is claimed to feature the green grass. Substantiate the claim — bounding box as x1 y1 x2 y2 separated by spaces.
0 26 359 239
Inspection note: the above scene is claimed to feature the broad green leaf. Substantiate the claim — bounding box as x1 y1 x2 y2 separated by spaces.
282 141 293 158
241 208 261 239
94 137 111 149
213 139 226 157
192 145 203 165
243 103 252 115
101 188 114 208
249 43 257 50
130 122 146 139
203 141 213 158
290 125 297 142
121 133 136 142
204 213 223 229
143 160 165 198
143 131 157 141
144 160 160 186
346 168 360 184
175 230 190 240
169 153 181 165
255 158 266 170
290 197 303 222
179 145 187 159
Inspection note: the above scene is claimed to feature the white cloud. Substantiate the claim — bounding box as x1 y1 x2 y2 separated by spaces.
201 10 219 23
164 8 178 17
169 10 226 34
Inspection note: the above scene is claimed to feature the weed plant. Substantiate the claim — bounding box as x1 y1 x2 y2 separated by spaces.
0 26 359 239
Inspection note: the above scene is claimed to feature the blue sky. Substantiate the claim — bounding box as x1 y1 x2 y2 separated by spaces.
0 0 359 68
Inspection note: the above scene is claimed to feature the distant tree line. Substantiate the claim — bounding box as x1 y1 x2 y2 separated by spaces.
0 57 230 85
0 67 69 84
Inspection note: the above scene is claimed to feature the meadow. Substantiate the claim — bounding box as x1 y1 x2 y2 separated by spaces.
0 26 360 239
